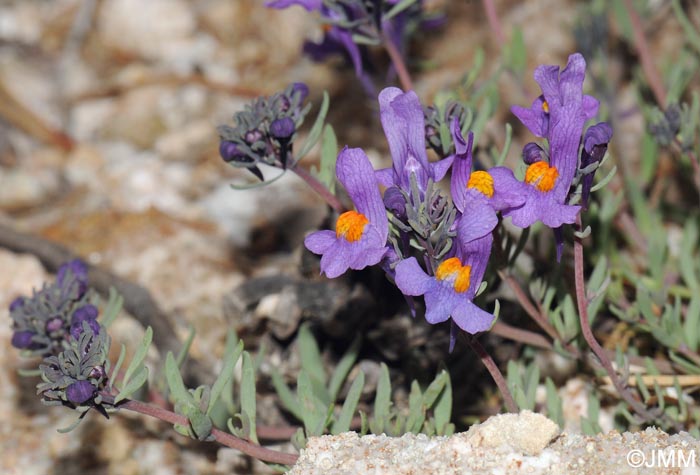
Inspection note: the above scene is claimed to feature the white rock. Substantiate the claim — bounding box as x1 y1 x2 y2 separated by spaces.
98 0 197 63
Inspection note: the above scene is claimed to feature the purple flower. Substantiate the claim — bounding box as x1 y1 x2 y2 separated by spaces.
45 317 64 333
57 259 88 286
269 117 296 140
267 0 365 79
11 330 37 349
57 259 89 298
70 319 101 341
580 122 613 208
66 380 97 405
522 142 545 165
394 226 495 338
71 304 99 325
219 141 245 163
70 305 100 340
375 87 453 195
305 147 389 278
9 296 25 313
448 119 525 216
504 53 599 228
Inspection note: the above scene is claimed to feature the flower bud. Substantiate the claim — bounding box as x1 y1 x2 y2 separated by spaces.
270 117 296 140
66 380 97 405
522 142 544 165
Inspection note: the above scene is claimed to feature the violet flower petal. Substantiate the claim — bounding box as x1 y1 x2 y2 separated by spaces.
379 87 432 191
450 301 495 334
394 257 435 296
511 96 549 138
337 147 388 241
265 0 321 11
488 166 528 212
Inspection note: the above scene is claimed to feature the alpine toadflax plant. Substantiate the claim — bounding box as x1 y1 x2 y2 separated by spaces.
305 86 514 344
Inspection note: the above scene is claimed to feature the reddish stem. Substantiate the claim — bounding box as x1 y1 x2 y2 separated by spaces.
621 0 666 107
104 395 298 466
481 0 506 46
381 30 414 91
573 215 661 424
466 336 518 413
291 163 345 213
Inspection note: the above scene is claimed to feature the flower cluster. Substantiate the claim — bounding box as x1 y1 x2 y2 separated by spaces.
305 53 611 348
37 323 111 409
9 259 111 410
218 83 310 179
266 0 442 93
9 260 100 356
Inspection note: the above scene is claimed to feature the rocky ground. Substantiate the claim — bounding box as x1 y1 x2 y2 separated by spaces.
0 0 697 474
291 412 700 475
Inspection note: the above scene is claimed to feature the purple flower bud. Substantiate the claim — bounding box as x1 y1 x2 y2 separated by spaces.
522 142 544 165
383 186 406 217
9 296 25 313
71 304 99 326
291 82 309 103
11 330 36 349
269 117 296 140
66 380 97 405
89 365 106 380
219 141 245 163
244 129 264 144
57 259 88 287
45 317 64 333
70 318 100 341
581 122 613 208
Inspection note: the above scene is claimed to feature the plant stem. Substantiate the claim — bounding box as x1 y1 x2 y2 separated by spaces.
621 0 700 195
481 0 506 46
105 395 298 466
491 227 564 344
466 336 518 413
291 163 345 213
573 215 662 424
381 30 414 91
621 0 666 107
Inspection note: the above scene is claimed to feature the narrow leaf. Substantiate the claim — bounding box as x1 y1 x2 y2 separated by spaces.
165 352 193 404
328 336 361 402
101 287 123 328
332 371 365 434
296 91 329 160
433 370 452 435
108 344 126 391
240 352 258 443
122 326 152 388
207 338 244 417
115 366 149 403
271 368 303 421
374 363 392 426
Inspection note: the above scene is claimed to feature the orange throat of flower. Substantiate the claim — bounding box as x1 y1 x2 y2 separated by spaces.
336 210 369 242
467 171 495 198
542 100 550 113
525 161 558 192
435 257 472 293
